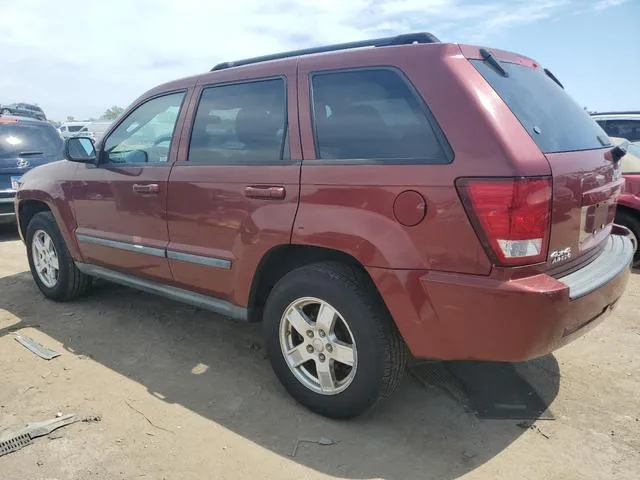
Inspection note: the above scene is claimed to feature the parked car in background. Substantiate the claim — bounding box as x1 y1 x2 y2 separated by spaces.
14 33 634 419
0 116 63 224
0 103 46 121
58 121 89 139
610 137 640 264
75 121 111 142
592 111 640 145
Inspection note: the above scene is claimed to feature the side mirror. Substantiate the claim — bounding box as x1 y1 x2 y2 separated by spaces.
65 136 96 163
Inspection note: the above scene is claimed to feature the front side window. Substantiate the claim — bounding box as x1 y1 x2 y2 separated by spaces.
103 92 185 164
311 69 450 162
188 78 287 164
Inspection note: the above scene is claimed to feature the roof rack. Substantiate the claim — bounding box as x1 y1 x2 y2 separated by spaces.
211 32 440 71
591 111 640 116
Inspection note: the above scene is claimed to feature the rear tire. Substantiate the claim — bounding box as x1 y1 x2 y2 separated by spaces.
263 262 406 419
615 210 640 265
26 212 92 301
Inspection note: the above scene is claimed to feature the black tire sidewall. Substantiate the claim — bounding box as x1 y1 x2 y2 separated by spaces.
264 266 391 418
26 212 73 299
616 211 640 264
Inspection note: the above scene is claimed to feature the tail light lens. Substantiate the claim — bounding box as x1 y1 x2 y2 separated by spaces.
456 177 552 266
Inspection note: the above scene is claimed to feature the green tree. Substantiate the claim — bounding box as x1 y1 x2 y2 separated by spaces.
100 106 125 121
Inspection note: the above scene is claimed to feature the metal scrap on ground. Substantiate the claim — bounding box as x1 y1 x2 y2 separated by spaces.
14 335 60 360
0 413 101 457
290 437 336 457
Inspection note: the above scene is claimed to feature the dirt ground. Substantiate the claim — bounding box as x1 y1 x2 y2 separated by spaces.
0 225 638 480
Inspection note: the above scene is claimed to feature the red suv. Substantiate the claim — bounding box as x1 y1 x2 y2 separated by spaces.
14 33 634 418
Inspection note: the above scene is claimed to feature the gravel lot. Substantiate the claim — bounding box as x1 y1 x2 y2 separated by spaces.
1 225 639 480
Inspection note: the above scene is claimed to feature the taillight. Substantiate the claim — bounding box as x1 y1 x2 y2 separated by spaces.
456 177 552 266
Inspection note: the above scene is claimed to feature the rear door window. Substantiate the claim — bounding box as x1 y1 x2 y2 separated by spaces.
472 60 608 153
188 78 287 164
310 68 451 162
0 123 63 158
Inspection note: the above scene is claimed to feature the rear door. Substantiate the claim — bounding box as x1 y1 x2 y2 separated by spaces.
165 62 301 306
72 90 189 281
466 47 623 271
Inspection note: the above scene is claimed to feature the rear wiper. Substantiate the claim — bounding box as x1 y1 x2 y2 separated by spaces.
479 48 508 77
544 68 564 89
18 151 44 156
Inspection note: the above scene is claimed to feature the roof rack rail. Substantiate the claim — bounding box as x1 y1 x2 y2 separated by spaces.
211 32 440 71
591 111 640 116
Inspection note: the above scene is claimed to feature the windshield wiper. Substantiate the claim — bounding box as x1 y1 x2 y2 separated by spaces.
17 151 44 156
544 68 564 89
479 48 508 77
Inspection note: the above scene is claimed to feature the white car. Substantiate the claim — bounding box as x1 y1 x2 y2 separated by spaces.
58 121 89 139
75 121 112 142
591 111 640 145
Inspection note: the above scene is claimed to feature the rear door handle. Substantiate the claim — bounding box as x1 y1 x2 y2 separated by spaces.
244 185 286 200
133 183 159 194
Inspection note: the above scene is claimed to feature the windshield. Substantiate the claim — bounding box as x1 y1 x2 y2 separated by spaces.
0 123 63 158
471 60 609 154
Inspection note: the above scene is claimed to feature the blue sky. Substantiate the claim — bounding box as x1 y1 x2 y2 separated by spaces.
0 0 638 120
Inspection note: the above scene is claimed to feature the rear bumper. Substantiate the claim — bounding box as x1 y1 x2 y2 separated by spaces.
368 233 634 361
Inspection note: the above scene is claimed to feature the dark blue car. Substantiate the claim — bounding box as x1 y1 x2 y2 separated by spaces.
0 117 63 224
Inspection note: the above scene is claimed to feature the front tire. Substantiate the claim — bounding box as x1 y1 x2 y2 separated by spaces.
263 262 406 419
26 212 92 301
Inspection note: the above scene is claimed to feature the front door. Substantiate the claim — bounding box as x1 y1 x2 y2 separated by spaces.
72 90 189 281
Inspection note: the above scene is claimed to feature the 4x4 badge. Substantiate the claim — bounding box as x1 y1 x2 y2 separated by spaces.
550 247 572 264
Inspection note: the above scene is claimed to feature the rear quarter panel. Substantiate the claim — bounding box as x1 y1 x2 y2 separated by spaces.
293 43 551 273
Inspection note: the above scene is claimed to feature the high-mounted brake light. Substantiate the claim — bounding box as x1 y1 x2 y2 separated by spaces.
456 177 552 266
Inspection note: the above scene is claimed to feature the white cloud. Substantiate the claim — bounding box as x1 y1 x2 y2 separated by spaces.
594 0 629 10
0 0 609 120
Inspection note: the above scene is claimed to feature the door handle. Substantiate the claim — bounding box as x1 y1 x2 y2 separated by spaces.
133 183 159 194
244 185 286 200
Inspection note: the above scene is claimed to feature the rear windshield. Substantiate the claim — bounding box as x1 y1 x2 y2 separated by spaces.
68 125 84 132
0 123 63 158
471 60 608 154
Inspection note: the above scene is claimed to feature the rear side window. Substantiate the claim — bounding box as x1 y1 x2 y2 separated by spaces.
188 79 287 164
601 120 640 142
472 60 607 153
310 69 451 162
0 123 63 158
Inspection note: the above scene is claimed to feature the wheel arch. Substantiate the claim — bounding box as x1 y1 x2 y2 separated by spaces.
246 244 380 323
